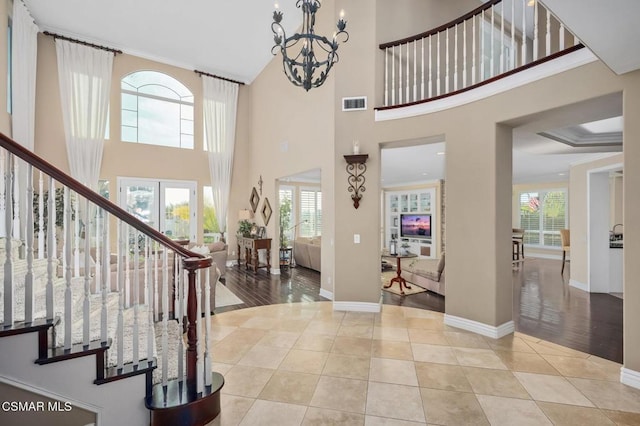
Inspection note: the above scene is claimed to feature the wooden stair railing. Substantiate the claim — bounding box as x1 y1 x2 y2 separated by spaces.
0 131 222 425
377 0 584 109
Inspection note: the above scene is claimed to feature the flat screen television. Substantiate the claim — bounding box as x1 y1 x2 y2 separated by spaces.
400 214 431 239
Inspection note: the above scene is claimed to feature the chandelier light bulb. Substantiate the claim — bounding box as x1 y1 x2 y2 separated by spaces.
274 1 279 9
340 9 345 19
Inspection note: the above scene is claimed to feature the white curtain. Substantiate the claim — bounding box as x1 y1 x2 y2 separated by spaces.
55 40 113 190
8 1 39 239
203 77 239 237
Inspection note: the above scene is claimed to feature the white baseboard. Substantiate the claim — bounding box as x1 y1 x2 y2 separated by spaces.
319 288 333 300
570 279 588 291
621 367 640 390
333 301 381 313
444 314 514 339
271 268 281 275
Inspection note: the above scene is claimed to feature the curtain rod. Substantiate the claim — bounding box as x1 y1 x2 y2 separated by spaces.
194 70 245 86
43 31 123 55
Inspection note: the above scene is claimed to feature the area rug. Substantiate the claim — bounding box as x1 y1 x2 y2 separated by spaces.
216 281 244 307
381 270 427 296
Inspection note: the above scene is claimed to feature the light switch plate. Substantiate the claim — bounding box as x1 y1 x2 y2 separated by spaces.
354 234 360 244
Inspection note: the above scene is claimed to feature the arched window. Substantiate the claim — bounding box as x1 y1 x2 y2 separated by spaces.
121 71 194 149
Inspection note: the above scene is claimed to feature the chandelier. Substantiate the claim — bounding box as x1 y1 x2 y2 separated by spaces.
271 1 349 91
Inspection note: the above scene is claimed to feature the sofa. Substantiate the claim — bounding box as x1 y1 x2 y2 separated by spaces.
189 241 228 279
293 237 321 272
400 252 445 296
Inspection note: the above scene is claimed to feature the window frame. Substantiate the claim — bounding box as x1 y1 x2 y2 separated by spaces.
299 187 322 238
518 189 568 249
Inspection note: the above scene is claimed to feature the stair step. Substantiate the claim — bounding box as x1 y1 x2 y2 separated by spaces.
36 338 111 365
0 317 58 338
95 359 156 385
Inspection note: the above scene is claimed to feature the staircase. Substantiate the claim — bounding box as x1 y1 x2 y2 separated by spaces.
0 133 223 426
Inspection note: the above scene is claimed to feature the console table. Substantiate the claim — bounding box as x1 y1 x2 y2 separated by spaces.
238 237 271 274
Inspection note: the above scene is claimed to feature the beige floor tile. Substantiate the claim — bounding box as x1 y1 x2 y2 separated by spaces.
342 312 376 326
407 329 449 346
369 357 418 386
366 382 426 423
323 353 371 380
221 365 274 398
484 335 536 353
402 307 443 319
568 377 640 413
338 325 374 339
411 343 458 365
462 366 531 399
541 354 621 381
476 394 551 426
371 340 413 360
305 320 342 336
528 340 591 359
211 362 234 376
514 332 541 343
601 408 640 425
255 330 301 349
258 370 320 405
310 376 368 414
364 416 427 425
444 331 490 349
279 349 329 374
514 372 594 406
313 310 345 322
537 401 615 425
211 313 254 327
331 336 373 357
219 328 267 347
420 388 489 425
374 313 409 328
494 350 561 375
239 316 283 330
237 344 289 369
211 340 253 364
210 325 238 343
274 319 311 333
239 399 307 426
453 348 508 370
294 333 335 352
205 394 255 426
302 407 365 426
373 326 410 342
415 362 472 392
406 318 443 330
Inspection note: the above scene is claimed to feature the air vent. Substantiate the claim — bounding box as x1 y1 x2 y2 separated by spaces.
342 96 367 111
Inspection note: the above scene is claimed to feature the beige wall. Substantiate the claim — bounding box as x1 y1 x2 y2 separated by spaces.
0 0 10 134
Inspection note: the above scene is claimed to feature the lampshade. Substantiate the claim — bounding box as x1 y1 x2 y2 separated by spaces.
238 209 254 220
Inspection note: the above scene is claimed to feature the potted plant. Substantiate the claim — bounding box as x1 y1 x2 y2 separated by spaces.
279 197 292 247
237 219 253 237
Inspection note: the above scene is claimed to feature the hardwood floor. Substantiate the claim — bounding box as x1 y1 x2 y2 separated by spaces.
216 258 623 363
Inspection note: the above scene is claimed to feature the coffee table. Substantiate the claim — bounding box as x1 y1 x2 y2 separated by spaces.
382 253 418 295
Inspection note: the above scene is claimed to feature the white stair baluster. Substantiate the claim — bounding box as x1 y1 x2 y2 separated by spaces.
83 200 91 346
481 16 485 80
74 197 80 277
12 159 19 240
101 209 109 343
0 150 6 238
413 40 417 101
46 178 55 320
490 5 495 77
399 44 403 104
436 32 441 95
161 249 169 385
559 22 565 51
511 0 516 70
133 230 140 365
421 38 425 100
546 8 551 56
177 255 184 381
463 20 467 88
204 266 212 387
125 228 131 308
500 1 505 74
94 209 101 295
428 35 433 98
25 165 34 323
405 43 410 102
472 15 476 84
196 269 203 394
454 25 459 91
391 46 395 105
445 28 450 93
533 0 539 61
522 0 527 66
37 172 44 259
146 237 153 362
384 48 389 106
3 153 14 325
63 187 72 349
154 244 159 322
117 220 125 368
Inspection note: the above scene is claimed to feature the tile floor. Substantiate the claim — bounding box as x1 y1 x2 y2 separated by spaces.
206 302 640 425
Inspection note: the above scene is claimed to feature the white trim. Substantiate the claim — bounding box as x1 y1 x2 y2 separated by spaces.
621 367 640 390
319 288 333 300
525 253 564 260
376 48 598 121
570 279 588 291
444 314 515 339
333 301 381 313
0 375 102 422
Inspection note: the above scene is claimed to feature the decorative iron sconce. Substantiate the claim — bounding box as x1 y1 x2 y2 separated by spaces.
344 154 368 209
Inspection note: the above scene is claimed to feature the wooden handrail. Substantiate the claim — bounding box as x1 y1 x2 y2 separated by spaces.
379 0 502 49
0 132 208 264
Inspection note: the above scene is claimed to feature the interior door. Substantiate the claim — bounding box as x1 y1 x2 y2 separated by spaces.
118 178 197 242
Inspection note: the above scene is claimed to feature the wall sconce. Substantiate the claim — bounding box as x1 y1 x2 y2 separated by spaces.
344 153 369 209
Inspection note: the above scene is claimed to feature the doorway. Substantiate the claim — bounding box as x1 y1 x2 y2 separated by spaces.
117 178 197 242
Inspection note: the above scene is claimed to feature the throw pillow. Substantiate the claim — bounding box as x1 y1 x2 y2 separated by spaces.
209 241 226 252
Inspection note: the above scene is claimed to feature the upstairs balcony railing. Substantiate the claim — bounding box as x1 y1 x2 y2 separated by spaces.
379 0 583 109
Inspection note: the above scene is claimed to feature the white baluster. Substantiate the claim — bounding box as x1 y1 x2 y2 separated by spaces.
421 38 425 100
177 254 184 381
101 209 109 343
463 20 467 88
147 237 153 362
133 230 140 365
3 153 14 325
0 150 6 238
144 236 149 305
64 187 72 349
46 178 55 320
511 0 516 70
38 172 44 259
546 8 551 56
391 46 395 105
154 244 159 322
384 48 389 106
94 210 101 295
436 32 441 96
204 266 212 387
480 16 485 80
472 15 477 84
196 269 203 394
454 25 459 91
500 1 505 74
117 220 125 368
559 23 565 51
161 249 169 385
405 43 409 102
490 5 495 77
25 165 34 323
445 28 450 93
399 44 403 104
413 40 417 101
522 0 527 66
74 197 80 277
125 229 131 308
428 35 433 98
533 0 539 61
83 200 91 346
12 159 19 240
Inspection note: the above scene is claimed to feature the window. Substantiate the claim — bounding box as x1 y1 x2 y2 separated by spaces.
203 186 220 243
519 190 567 248
300 188 321 237
121 71 194 149
279 187 294 245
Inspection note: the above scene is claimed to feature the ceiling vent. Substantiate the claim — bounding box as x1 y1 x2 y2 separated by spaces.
342 96 367 111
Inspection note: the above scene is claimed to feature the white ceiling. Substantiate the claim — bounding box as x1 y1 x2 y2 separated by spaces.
24 0 302 83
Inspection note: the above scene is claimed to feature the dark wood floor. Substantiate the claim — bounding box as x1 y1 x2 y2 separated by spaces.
217 258 623 363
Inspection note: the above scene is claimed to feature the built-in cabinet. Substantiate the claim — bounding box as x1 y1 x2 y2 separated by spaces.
385 188 436 258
